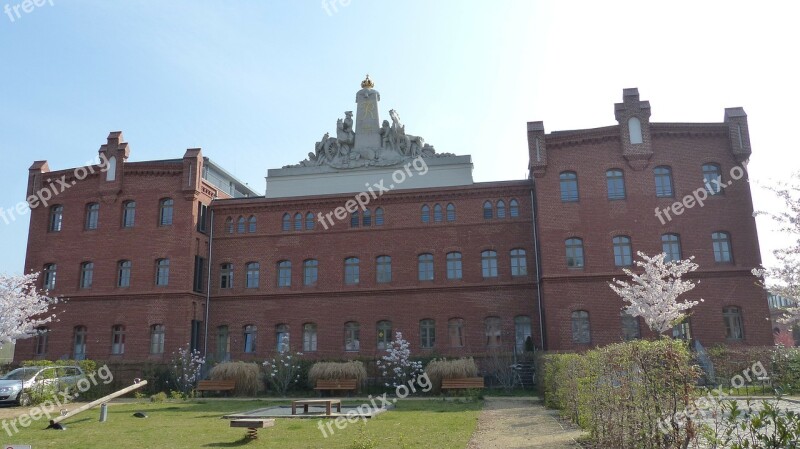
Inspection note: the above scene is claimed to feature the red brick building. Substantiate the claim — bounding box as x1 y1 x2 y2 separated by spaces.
16 86 772 365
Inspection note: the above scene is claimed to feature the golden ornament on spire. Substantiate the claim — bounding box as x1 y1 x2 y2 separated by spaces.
361 74 374 89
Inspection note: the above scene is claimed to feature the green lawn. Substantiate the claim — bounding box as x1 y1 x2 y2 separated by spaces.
2 399 481 448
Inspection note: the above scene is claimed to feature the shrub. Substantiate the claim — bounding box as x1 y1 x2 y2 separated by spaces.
209 361 262 396
425 358 478 394
170 344 205 396
263 348 304 396
308 361 367 387
150 392 167 402
376 332 423 389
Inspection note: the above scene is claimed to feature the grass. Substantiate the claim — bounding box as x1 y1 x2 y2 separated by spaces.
2 399 481 448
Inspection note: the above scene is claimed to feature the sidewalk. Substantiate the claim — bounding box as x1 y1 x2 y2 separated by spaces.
467 397 586 449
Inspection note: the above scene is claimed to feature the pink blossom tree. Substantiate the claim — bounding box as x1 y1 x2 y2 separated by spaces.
752 172 800 324
609 252 702 334
0 272 58 349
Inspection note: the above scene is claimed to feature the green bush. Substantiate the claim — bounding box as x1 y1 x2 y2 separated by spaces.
540 339 701 449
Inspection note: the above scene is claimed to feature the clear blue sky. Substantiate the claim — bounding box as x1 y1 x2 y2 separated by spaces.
0 1 797 275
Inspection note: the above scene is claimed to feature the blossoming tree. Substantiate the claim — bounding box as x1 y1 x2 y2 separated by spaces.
0 272 58 349
170 344 205 396
609 252 702 334
376 331 423 388
752 172 800 324
263 336 303 396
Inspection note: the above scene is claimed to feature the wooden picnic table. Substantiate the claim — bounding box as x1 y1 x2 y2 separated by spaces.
291 399 342 415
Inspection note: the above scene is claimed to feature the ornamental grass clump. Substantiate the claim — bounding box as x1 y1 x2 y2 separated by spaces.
424 358 479 394
209 361 262 396
308 361 367 386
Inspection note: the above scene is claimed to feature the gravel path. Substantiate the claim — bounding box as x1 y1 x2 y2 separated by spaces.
467 397 585 449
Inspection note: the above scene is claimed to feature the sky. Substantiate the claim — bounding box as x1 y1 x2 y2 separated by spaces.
0 0 797 275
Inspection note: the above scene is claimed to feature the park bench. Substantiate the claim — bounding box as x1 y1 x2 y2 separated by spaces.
197 379 236 397
314 379 358 396
230 418 274 440
441 377 485 393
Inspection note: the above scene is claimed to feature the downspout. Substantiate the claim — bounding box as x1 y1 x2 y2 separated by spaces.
202 201 215 362
530 179 546 350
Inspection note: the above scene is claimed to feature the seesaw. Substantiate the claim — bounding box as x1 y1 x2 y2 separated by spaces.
47 379 148 430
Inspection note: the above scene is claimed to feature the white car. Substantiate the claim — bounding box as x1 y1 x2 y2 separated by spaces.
0 366 85 406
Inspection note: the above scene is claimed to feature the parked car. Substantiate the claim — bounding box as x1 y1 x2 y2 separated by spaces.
0 365 85 406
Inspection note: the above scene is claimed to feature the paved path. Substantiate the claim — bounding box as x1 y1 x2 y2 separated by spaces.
467 397 585 449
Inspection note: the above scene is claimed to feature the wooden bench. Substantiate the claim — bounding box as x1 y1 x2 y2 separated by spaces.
291 399 342 415
314 379 358 396
230 418 274 440
441 377 485 392
197 379 236 397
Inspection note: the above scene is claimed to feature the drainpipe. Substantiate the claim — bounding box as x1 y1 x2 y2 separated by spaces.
529 179 547 350
202 202 215 363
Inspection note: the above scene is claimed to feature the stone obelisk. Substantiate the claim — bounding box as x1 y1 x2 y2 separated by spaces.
354 75 381 150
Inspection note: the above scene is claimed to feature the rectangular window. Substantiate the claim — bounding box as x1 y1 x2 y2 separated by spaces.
303 260 318 286
216 326 230 361
376 256 392 283
420 319 435 349
118 261 131 288
111 325 125 354
344 258 359 285
193 256 205 293
447 253 462 280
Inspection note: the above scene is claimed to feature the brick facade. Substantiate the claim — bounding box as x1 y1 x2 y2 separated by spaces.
15 88 772 365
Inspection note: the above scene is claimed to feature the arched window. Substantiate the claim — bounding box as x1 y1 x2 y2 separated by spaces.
217 325 230 361
159 198 174 226
49 205 63 232
628 117 643 144
446 203 456 222
282 213 291 231
117 260 131 288
433 204 443 222
509 199 519 218
237 216 246 234
377 320 392 350
703 163 724 195
243 325 257 353
621 311 640 341
344 257 360 285
653 166 674 198
712 231 733 263
246 262 260 288
565 238 584 268
303 259 318 286
613 236 633 267
122 201 136 228
248 215 257 233
375 207 384 226
485 317 502 347
510 249 527 276
560 172 579 202
73 326 87 360
376 256 392 283
481 250 498 278
294 213 302 231
80 262 94 289
420 319 435 349
111 325 125 354
497 200 506 219
345 322 360 352
363 209 372 227
105 156 117 181
305 212 315 230
418 253 434 281
225 217 234 234
722 311 743 340
150 324 165 354
421 205 430 223
220 263 234 289
606 169 626 200
85 203 99 230
303 323 317 352
156 259 170 286
277 260 291 287
350 211 360 228
446 252 462 280
276 324 290 353
483 201 493 219
661 234 681 262
448 318 465 347
571 311 590 344
35 326 49 356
